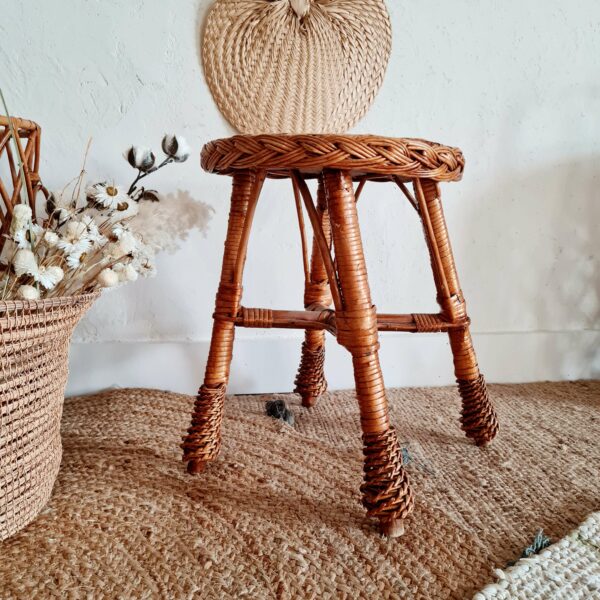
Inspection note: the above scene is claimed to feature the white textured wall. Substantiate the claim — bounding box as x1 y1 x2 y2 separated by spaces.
1 0 599 395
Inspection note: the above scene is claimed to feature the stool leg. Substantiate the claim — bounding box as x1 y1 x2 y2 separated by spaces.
294 177 332 407
415 179 498 446
182 170 264 474
324 169 414 537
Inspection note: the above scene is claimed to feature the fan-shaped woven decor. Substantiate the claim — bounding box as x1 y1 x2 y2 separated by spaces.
202 0 392 134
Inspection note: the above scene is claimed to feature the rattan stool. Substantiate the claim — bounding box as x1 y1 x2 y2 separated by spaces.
183 134 499 537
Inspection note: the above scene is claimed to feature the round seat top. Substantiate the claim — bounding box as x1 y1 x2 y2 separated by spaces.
201 134 464 183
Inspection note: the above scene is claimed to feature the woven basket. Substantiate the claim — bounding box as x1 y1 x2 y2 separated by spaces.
0 293 98 540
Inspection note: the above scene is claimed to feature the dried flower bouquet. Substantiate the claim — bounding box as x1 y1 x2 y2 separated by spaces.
0 134 190 301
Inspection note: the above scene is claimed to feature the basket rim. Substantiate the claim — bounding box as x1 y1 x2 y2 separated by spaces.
0 291 100 314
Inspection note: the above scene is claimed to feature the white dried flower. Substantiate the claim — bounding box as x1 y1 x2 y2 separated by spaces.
65 220 88 240
86 183 129 211
97 268 119 288
129 240 156 278
61 238 92 260
161 134 190 162
13 249 38 277
14 223 44 248
44 231 59 247
57 220 92 257
108 199 139 223
13 229 30 249
80 214 107 246
57 237 92 257
10 204 32 235
65 252 87 270
34 265 64 290
17 285 40 300
124 146 156 171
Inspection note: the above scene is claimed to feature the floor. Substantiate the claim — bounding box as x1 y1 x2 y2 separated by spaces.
0 381 598 599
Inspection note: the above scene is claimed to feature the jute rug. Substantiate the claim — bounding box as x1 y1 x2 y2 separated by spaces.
0 381 598 599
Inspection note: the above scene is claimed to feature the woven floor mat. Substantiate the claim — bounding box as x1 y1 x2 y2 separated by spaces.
474 511 600 599
0 381 598 599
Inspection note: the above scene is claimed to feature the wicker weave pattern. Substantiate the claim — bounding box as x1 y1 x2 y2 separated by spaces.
185 134 497 537
0 116 47 254
201 135 465 181
202 0 392 134
0 293 97 540
361 428 414 536
294 178 332 407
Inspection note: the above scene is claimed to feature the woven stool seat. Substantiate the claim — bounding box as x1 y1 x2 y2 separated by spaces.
201 134 465 182
184 134 498 539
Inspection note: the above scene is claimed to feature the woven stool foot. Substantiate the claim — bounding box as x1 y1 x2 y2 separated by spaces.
458 374 499 447
379 517 405 538
300 394 318 408
294 341 327 409
361 428 414 536
186 459 206 475
182 383 226 471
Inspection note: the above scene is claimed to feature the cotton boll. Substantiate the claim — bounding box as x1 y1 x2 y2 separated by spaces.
161 134 190 162
13 249 38 277
123 264 138 282
118 231 138 255
97 268 119 288
124 146 156 171
17 285 40 300
114 263 139 283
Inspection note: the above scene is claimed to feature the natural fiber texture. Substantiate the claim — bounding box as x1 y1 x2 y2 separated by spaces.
201 134 465 181
188 140 493 535
361 427 414 535
295 178 331 407
202 0 392 134
475 511 600 599
459 375 499 446
0 382 597 598
294 340 327 405
0 293 98 541
181 383 227 465
0 116 47 254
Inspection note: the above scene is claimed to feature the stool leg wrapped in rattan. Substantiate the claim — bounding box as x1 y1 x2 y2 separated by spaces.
323 170 414 536
415 179 498 446
183 134 499 537
294 178 332 407
183 170 265 474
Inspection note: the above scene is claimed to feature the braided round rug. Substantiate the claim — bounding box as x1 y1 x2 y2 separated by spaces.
202 0 392 134
0 381 598 598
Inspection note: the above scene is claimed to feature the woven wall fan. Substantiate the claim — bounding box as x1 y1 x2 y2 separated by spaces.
202 0 392 134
